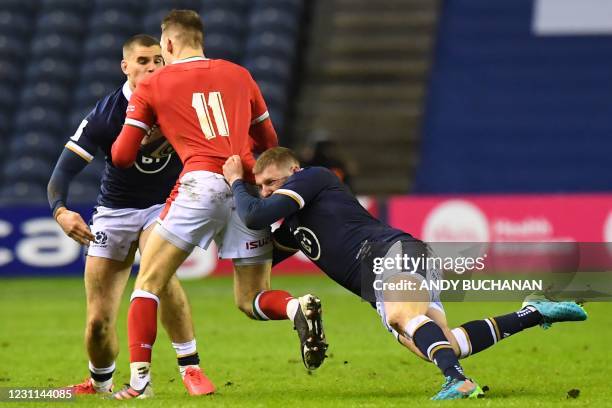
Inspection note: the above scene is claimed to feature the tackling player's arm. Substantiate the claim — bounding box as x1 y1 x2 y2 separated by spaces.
248 74 278 154
47 117 100 245
223 155 328 229
111 77 155 168
223 154 298 228
230 179 299 229
224 153 333 268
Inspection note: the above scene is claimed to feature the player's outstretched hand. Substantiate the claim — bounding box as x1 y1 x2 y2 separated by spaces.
55 208 96 245
223 155 244 185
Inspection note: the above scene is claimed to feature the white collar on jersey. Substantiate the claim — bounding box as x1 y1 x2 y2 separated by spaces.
122 81 132 101
172 56 209 64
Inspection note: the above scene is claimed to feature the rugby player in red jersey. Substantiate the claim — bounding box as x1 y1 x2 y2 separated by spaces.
110 10 327 399
48 34 211 397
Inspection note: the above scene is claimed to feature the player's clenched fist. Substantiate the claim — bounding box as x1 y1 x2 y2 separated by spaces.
55 208 96 245
223 155 244 185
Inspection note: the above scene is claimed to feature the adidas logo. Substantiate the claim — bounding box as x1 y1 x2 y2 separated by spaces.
137 366 150 379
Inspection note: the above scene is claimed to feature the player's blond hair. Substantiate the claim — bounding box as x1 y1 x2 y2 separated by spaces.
254 147 300 174
161 9 204 49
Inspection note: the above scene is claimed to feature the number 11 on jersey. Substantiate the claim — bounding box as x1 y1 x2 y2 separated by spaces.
191 92 229 140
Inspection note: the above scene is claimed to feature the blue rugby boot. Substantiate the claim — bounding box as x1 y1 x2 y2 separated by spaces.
431 377 484 400
522 295 587 329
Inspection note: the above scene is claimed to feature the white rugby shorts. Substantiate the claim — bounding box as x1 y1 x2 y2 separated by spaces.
87 203 164 261
156 170 272 260
374 240 445 340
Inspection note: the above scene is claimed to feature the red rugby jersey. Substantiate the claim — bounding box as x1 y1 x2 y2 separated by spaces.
113 57 277 181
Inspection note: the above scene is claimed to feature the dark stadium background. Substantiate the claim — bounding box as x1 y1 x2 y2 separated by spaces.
1 0 612 276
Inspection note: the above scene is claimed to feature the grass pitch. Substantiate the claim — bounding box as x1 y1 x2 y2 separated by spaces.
0 275 610 407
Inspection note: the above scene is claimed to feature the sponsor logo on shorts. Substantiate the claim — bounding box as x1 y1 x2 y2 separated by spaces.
245 236 271 250
94 231 108 247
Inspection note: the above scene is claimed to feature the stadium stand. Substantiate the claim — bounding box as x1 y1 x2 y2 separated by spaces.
415 0 612 193
292 0 438 194
1 0 306 204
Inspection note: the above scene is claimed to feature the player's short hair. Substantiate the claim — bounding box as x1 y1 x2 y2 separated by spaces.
122 34 160 57
254 147 301 174
161 9 204 49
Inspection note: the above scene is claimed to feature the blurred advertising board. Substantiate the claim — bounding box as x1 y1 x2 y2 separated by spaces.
389 195 612 242
0 197 378 277
2 195 610 277
388 194 612 272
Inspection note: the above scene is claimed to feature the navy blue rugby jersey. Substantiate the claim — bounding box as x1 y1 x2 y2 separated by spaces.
272 167 416 296
66 82 182 208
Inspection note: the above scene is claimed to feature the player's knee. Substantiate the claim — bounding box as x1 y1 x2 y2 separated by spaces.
385 311 409 333
385 308 421 334
86 314 113 342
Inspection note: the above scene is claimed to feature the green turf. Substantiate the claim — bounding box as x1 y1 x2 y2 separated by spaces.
0 275 610 407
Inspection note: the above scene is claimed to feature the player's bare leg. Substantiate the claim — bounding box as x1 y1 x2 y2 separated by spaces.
72 250 135 394
138 225 214 396
113 229 191 399
232 261 271 318
85 254 134 367
159 276 194 344
135 229 190 294
233 260 328 369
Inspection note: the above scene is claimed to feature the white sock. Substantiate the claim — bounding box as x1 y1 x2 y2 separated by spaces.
92 378 113 393
172 339 197 357
286 298 299 321
88 361 114 392
172 339 200 377
129 362 151 390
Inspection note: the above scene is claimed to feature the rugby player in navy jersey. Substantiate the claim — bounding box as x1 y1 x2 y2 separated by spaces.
47 34 213 396
222 147 588 400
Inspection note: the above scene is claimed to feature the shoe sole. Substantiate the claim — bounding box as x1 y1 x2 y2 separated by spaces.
300 295 328 370
109 383 153 400
431 382 484 400
184 380 215 396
